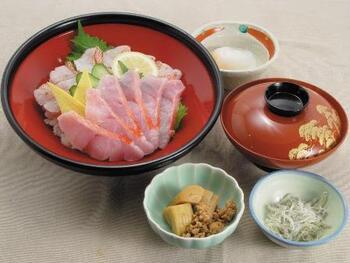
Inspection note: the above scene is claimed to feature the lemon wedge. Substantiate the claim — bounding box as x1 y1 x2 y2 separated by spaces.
112 51 158 78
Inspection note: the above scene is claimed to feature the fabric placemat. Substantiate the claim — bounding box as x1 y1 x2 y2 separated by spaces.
0 0 349 262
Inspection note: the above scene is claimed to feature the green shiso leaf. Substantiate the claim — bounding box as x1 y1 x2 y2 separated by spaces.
66 20 109 61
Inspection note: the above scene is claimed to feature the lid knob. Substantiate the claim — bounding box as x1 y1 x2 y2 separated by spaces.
265 82 309 117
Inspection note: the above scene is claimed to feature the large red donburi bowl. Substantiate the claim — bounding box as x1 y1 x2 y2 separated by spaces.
1 13 223 175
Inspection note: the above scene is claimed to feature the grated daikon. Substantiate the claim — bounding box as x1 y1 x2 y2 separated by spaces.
210 47 257 71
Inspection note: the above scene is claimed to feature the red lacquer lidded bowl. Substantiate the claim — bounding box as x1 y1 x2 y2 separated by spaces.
221 78 348 170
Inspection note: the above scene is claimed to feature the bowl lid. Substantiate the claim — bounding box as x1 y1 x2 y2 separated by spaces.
221 78 348 161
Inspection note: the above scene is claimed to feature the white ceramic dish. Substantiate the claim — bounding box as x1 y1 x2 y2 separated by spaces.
249 170 348 248
192 21 279 89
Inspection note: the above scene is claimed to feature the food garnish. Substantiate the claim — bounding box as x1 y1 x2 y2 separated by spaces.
75 72 99 88
47 82 85 116
163 185 237 237
264 192 330 242
118 60 129 74
66 21 109 61
117 61 145 78
73 70 93 105
174 102 188 131
91 63 111 79
69 85 77 96
211 46 258 71
112 51 158 78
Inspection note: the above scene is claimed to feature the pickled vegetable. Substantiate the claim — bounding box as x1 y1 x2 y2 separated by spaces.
47 82 85 116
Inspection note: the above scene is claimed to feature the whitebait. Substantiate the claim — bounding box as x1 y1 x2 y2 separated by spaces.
264 192 330 241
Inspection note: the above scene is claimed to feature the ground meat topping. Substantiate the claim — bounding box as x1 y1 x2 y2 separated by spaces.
182 200 236 238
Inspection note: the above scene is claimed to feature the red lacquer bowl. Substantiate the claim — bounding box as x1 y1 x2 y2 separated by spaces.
1 13 223 175
221 78 348 170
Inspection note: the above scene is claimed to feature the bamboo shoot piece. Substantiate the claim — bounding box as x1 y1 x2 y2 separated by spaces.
201 189 214 205
200 190 218 215
163 203 193 235
170 185 205 205
208 194 219 214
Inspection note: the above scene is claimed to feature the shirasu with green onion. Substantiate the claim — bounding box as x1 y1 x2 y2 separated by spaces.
264 192 330 242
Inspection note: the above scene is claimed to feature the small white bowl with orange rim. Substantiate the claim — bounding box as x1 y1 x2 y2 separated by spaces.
192 21 279 89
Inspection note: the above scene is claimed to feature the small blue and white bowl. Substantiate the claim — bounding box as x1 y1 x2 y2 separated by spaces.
143 163 245 249
249 170 348 248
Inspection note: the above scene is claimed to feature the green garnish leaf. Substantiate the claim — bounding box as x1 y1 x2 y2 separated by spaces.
174 102 188 131
139 72 144 78
118 60 129 74
66 51 82 61
66 20 109 61
69 85 77 96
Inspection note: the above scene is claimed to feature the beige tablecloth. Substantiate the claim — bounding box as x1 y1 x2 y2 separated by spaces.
1 0 349 262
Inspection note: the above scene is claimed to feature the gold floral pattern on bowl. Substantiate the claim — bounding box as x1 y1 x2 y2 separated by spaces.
288 105 341 160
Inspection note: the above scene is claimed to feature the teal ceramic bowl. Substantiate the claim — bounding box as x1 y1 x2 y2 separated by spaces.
249 170 348 248
143 163 245 249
